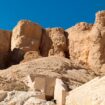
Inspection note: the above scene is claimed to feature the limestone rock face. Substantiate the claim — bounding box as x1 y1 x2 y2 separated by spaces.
0 30 11 69
11 20 42 63
66 22 93 69
0 10 105 105
66 76 105 105
40 28 68 57
67 11 105 74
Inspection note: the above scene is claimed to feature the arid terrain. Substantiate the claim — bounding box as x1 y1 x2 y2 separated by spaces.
0 11 105 105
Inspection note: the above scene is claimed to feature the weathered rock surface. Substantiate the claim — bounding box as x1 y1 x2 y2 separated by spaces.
0 76 28 91
66 22 93 69
40 28 68 57
0 91 54 105
67 11 105 74
0 10 104 105
65 69 96 90
1 56 71 78
24 97 55 105
0 57 71 91
66 76 105 105
0 56 95 92
21 51 41 63
0 30 11 69
11 20 42 63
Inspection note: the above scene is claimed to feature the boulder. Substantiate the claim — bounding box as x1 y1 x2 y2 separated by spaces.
40 28 68 57
67 11 105 74
0 30 11 69
66 76 105 105
11 20 42 63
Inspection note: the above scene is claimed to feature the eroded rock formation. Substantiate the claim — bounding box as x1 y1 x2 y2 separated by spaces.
0 10 105 105
40 28 68 57
0 30 11 69
67 11 105 74
11 20 42 63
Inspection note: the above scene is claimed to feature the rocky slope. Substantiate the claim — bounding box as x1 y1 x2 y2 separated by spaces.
0 10 105 105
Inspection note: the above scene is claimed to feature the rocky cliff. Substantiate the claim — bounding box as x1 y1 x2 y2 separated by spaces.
0 11 105 105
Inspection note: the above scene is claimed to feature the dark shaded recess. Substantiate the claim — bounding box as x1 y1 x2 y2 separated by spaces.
7 48 25 67
0 53 10 69
52 99 56 104
40 29 70 59
64 31 70 59
61 76 72 91
2 29 70 69
46 95 54 101
39 28 53 57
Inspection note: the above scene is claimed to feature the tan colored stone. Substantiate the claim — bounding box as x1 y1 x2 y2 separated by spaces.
45 76 56 99
21 51 41 63
66 76 105 105
11 20 42 63
0 76 28 91
34 76 46 93
0 91 7 102
67 11 105 74
40 28 68 57
24 97 55 105
54 78 68 105
23 74 56 98
0 91 45 105
95 10 105 27
0 56 72 78
0 30 11 69
0 56 95 92
66 22 93 69
0 56 72 91
66 69 96 90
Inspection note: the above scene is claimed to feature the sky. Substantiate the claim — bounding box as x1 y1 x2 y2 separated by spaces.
0 0 105 30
